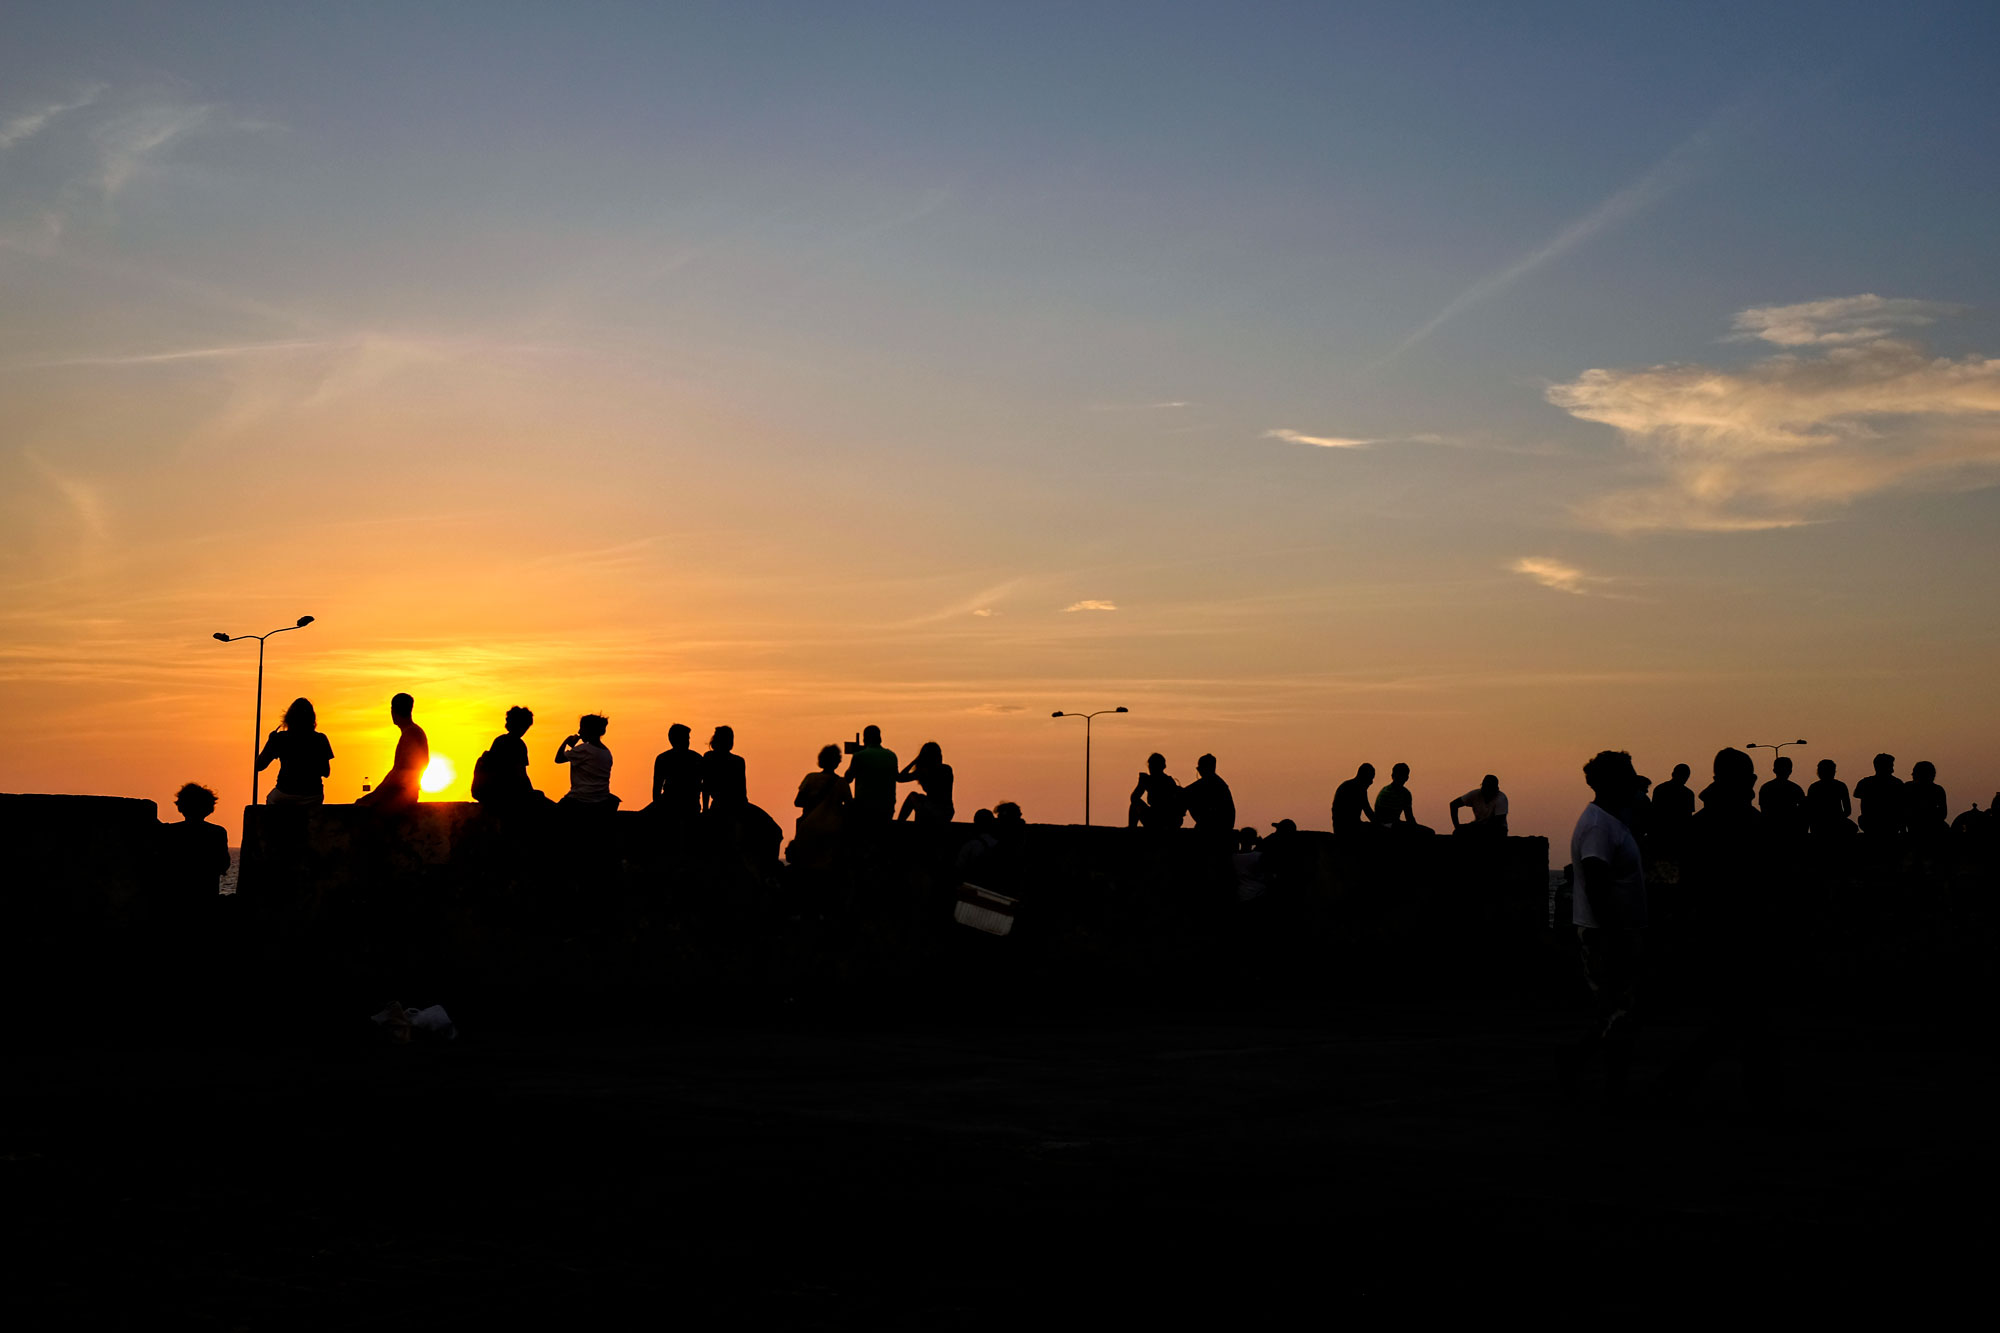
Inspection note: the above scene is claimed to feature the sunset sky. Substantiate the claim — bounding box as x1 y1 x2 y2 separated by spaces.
5 2 1998 843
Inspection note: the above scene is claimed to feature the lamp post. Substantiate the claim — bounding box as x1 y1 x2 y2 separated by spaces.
1747 738 1808 765
1051 706 1128 826
213 616 315 806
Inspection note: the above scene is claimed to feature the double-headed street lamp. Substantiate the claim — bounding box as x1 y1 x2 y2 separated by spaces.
214 616 315 805
1747 738 1808 765
1051 706 1128 827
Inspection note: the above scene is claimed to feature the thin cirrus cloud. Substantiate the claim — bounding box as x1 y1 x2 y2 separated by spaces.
1263 427 1377 449
1510 556 1601 595
1063 600 1118 612
1548 297 2000 533
0 85 104 150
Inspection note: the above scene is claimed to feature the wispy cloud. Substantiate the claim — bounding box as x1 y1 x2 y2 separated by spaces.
971 608 996 617
1063 600 1118 612
1728 294 1959 347
1548 298 2000 531
1381 119 1719 365
18 340 330 369
1510 556 1601 595
1263 427 1376 449
1088 399 1190 412
0 85 104 150
22 448 108 540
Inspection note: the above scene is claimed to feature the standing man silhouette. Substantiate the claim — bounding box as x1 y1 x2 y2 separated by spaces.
651 723 704 825
1854 753 1905 840
846 725 899 826
1564 749 1647 1111
356 693 428 811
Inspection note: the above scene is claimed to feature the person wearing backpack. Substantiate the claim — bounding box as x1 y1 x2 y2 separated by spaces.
472 706 543 805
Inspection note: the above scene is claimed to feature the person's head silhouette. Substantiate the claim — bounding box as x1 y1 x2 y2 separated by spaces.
711 725 735 753
1671 763 1691 784
390 692 414 722
578 714 609 743
863 724 882 746
1582 749 1639 804
817 743 841 772
281 697 316 732
1818 758 1837 779
1874 752 1895 776
669 723 691 750
1390 762 1409 784
1912 760 1936 784
1773 755 1793 780
1708 747 1756 804
1356 763 1375 783
916 741 944 768
1197 753 1218 777
1481 773 1500 795
1635 774 1652 794
174 782 218 822
1146 753 1167 775
994 801 1024 832
972 808 996 832
505 706 533 737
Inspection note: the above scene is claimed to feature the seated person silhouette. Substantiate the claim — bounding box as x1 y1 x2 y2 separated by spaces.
256 696 333 805
1906 761 1947 839
846 725 899 825
956 808 1000 876
1182 754 1236 835
1375 762 1434 836
1448 773 1508 837
356 693 427 811
1128 753 1185 830
651 723 703 822
896 741 956 824
1757 755 1807 837
1330 763 1378 837
1854 753 1905 838
156 782 231 924
555 713 617 807
473 705 544 805
702 725 748 819
792 743 851 869
1806 758 1855 837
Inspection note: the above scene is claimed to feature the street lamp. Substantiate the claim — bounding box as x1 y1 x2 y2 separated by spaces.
213 616 315 806
1051 706 1128 826
1747 739 1807 764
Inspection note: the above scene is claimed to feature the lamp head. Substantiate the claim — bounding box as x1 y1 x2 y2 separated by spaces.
296 615 314 627
1051 711 1065 717
212 632 230 642
1115 706 1128 713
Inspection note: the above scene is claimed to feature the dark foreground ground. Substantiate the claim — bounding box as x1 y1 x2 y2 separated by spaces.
4 994 1993 1328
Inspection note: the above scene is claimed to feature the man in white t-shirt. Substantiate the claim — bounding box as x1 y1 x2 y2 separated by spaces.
1449 774 1509 837
1564 749 1646 1110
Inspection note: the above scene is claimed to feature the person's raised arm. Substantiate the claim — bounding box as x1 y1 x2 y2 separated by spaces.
555 734 579 765
1131 772 1148 802
897 759 920 782
257 731 282 773
1448 794 1467 828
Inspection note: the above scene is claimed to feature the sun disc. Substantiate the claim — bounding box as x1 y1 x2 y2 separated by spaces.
420 754 456 794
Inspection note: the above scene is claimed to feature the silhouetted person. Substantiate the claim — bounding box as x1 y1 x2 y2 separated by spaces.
1563 749 1647 1111
846 725 898 825
1375 762 1431 835
1659 747 1781 1111
792 743 851 871
256 696 333 805
956 808 999 876
156 782 230 924
701 725 747 817
1128 753 1184 830
1448 774 1508 838
1330 763 1377 837
473 706 542 805
1807 758 1854 838
1649 763 1695 858
1906 760 1947 842
1854 753 1905 839
356 693 427 811
1757 755 1806 839
896 741 956 824
651 724 703 822
981 801 1029 894
1183 754 1236 833
555 714 616 807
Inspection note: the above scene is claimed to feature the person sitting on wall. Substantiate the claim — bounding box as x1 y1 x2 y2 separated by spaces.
702 725 748 821
896 741 957 824
1374 762 1433 836
1905 761 1948 843
473 706 546 806
956 808 999 876
792 743 851 872
1128 753 1185 830
651 724 703 826
1448 773 1508 839
256 697 333 806
356 693 427 812
1183 754 1237 837
1330 763 1378 837
1806 759 1856 839
1758 756 1808 840
845 725 898 827
156 782 231 926
1854 753 1905 841
555 713 617 809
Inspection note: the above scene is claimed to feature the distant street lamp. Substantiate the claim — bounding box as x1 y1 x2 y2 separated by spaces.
1051 706 1128 826
1747 738 1808 764
213 616 315 806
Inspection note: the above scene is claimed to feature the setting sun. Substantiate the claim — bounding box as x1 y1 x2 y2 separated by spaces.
420 755 457 795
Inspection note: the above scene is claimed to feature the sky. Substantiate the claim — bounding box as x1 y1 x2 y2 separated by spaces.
4 1 1998 844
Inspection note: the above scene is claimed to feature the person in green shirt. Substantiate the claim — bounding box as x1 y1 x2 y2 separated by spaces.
845 724 899 823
